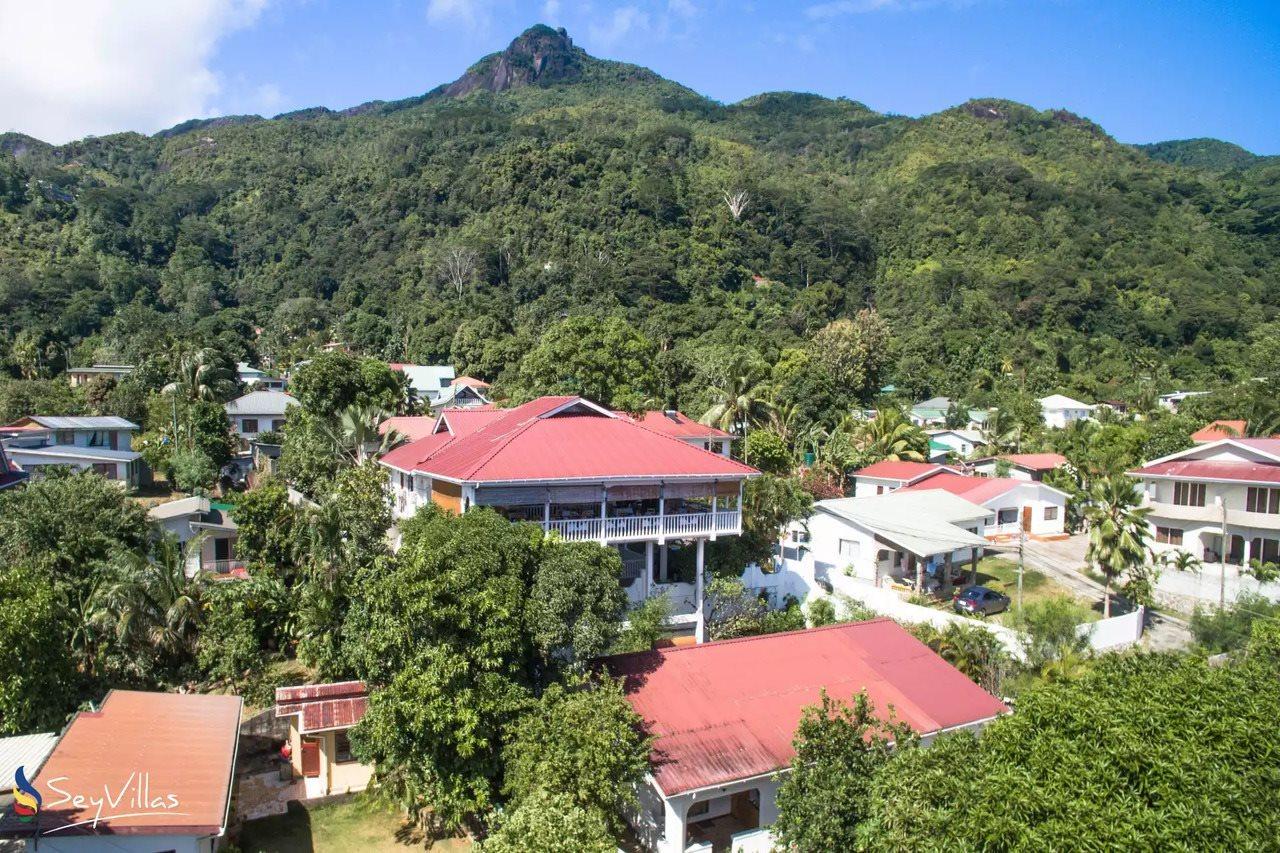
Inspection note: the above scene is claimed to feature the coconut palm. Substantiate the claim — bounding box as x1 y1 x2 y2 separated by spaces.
1083 476 1152 617
979 407 1024 455
1161 550 1202 575
92 533 208 663
700 356 773 435
164 347 235 402
325 404 401 464
851 407 928 465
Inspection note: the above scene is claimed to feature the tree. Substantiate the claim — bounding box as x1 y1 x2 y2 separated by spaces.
1189 592 1280 654
278 408 343 498
742 428 793 474
852 407 927 465
773 690 918 852
518 316 660 410
439 245 480 297
1082 475 1153 617
232 478 303 571
809 311 891 402
906 621 1014 695
700 352 773 434
722 188 750 221
612 592 671 653
479 788 615 853
163 346 235 402
525 543 628 674
708 474 812 575
1010 597 1092 676
324 404 399 464
168 448 217 492
501 676 650 831
289 351 407 418
860 650 1280 850
0 565 80 735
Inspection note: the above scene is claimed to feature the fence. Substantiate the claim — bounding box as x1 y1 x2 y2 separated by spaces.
1078 606 1145 651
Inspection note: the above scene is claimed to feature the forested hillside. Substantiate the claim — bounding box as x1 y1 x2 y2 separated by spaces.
2 24 1278 424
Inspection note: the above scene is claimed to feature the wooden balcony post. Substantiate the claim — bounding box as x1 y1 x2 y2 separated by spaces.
658 483 666 545
600 485 608 543
644 541 654 599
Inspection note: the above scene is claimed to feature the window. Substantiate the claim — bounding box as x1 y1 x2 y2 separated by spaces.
998 508 1019 525
55 430 74 445
1251 537 1280 565
272 419 286 431
1044 506 1059 521
241 418 259 434
92 462 116 480
876 485 885 495
1173 481 1206 507
334 730 355 763
1155 526 1183 545
838 539 860 560
1246 487 1280 514
688 800 709 818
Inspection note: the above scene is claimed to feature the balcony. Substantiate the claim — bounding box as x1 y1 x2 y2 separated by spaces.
541 510 742 544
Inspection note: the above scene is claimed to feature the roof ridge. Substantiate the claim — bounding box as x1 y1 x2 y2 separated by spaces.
608 619 895 662
625 418 758 474
450 402 552 480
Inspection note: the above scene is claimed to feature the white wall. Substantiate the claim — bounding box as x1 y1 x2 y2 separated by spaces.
1079 607 1145 651
852 476 902 497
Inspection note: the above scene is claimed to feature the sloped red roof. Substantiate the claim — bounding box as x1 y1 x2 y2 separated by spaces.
1130 459 1280 484
379 397 757 483
1000 453 1068 471
1 691 241 837
902 471 1020 502
605 620 1007 796
452 375 491 389
275 681 369 734
380 415 437 441
438 407 502 437
854 461 954 482
1191 420 1247 443
627 411 733 440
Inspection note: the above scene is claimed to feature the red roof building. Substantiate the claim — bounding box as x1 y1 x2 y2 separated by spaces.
900 470 1069 538
852 461 959 496
969 452 1068 482
452 375 491 389
1191 420 1247 443
275 681 374 801
604 621 1007 850
0 691 241 844
626 411 734 456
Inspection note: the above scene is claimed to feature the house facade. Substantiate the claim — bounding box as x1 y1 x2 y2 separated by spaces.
275 681 374 800
969 452 1068 482
1038 394 1094 429
379 397 759 641
430 382 490 410
225 390 298 444
1130 438 1280 568
927 428 983 461
900 472 1067 538
66 364 134 387
852 460 960 497
0 690 241 853
606 621 1007 853
148 496 242 577
237 361 286 391
388 363 455 405
0 416 145 487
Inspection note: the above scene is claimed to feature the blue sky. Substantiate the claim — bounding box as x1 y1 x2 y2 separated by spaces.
2 1 1278 152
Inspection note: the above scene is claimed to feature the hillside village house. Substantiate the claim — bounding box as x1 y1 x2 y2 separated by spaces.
148 496 242 577
225 390 298 444
388 363 456 405
1158 390 1209 412
970 452 1068 481
0 690 241 853
606 621 1007 853
779 490 991 594
1192 419 1247 443
1038 394 1095 429
65 364 134 387
430 380 490 410
852 460 961 496
0 416 145 487
379 396 758 641
908 396 989 429
1130 437 1280 569
899 472 1067 539
275 682 373 800
237 361 286 391
926 428 983 461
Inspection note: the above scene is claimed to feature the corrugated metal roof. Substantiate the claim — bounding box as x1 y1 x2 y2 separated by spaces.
0 733 57 789
854 461 956 482
901 472 1020 502
816 490 991 557
604 621 1007 796
224 390 299 416
276 681 369 734
26 415 138 430
147 496 210 521
1131 459 1280 484
628 410 733 440
6 444 142 462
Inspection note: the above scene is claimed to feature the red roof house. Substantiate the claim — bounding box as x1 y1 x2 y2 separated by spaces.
853 461 959 496
1191 420 1247 443
275 681 373 800
604 621 1007 849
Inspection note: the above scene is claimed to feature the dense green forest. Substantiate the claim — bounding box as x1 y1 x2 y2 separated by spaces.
2 24 1279 426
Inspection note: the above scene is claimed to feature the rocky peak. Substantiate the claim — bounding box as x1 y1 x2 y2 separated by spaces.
439 25 585 99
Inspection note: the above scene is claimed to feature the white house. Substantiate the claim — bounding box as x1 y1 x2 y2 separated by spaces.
225 390 298 443
66 364 134 387
1130 437 1280 569
0 416 145 487
1158 390 1209 412
237 362 286 391
851 460 960 497
927 428 983 461
780 489 992 594
388 363 455 405
606 621 1008 853
147 496 242 577
0 690 241 853
1038 394 1095 429
379 396 759 641
908 397 988 430
969 452 1068 482
899 471 1067 539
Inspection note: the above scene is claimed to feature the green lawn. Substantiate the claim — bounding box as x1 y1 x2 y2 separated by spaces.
237 798 471 853
970 556 1100 624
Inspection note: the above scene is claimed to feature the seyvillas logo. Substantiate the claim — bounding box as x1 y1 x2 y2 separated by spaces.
37 772 188 835
12 766 41 822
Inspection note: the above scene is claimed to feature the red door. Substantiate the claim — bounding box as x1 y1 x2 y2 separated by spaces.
1021 506 1032 532
301 738 321 777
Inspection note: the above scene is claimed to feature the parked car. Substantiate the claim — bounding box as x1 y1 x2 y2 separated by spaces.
953 585 1010 617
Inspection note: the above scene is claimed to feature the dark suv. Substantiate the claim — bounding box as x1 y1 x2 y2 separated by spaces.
953 585 1010 617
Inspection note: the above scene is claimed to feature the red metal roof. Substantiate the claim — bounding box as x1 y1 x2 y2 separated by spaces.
854 461 954 482
275 681 369 734
902 471 1020 502
627 410 733 440
604 620 1008 796
1000 453 1068 471
1191 420 1247 443
438 407 503 437
380 397 757 483
1130 459 1280 484
452 375 491 389
380 415 438 441
1 691 241 837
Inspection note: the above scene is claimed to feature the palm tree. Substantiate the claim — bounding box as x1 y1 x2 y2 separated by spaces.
852 407 927 465
700 356 773 435
325 404 401 463
1161 550 1202 576
92 534 207 663
979 407 1024 455
164 347 235 402
1083 476 1153 617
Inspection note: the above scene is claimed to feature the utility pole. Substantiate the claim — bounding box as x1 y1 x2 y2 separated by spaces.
1219 499 1228 610
1017 527 1026 612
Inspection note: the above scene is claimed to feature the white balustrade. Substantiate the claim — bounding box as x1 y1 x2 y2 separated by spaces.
540 511 742 543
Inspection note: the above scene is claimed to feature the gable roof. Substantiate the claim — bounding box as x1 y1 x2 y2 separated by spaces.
379 415 438 442
854 460 957 483
7 415 138 431
1192 420 1247 443
1131 459 1280 485
1038 394 1093 410
433 383 490 408
981 452 1069 472
1141 437 1280 467
452 375 491 389
0 691 241 839
604 621 1007 796
815 490 991 556
276 681 369 734
628 410 733 440
224 390 298 416
379 396 757 483
902 471 1021 502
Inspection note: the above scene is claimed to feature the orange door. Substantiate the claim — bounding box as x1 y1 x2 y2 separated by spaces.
1021 506 1032 532
301 738 321 777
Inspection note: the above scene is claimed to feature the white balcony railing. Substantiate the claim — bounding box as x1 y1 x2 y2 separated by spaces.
541 510 742 544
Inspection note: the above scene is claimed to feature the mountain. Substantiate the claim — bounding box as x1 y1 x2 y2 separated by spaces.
1139 138 1271 171
0 25 1277 418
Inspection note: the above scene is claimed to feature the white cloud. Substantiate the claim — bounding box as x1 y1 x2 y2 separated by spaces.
0 0 269 143
667 0 697 17
542 0 563 19
587 5 651 47
426 0 495 28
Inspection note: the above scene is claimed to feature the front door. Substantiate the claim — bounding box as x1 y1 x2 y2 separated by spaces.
300 738 321 777
1021 506 1032 532
214 538 232 566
